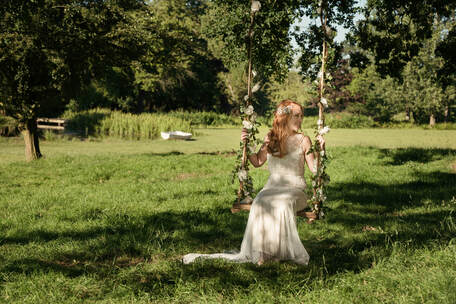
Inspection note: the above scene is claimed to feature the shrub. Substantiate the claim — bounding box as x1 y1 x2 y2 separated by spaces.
0 114 20 136
301 112 375 129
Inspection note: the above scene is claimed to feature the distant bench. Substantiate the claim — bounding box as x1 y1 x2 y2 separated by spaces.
37 118 66 131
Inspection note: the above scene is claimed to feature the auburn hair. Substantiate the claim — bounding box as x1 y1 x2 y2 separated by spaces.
267 100 303 158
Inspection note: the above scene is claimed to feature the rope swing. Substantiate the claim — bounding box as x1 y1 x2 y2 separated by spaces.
231 0 331 223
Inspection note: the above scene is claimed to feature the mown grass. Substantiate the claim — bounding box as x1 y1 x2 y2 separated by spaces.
0 129 455 303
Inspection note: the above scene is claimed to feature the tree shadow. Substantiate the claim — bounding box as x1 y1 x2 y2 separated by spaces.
64 111 109 136
329 171 455 210
141 151 184 157
378 147 455 165
196 151 237 157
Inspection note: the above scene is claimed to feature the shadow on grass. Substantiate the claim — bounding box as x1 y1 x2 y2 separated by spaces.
378 147 455 165
142 151 184 157
329 171 455 210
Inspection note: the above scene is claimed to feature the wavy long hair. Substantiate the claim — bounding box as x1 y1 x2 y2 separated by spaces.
267 100 303 158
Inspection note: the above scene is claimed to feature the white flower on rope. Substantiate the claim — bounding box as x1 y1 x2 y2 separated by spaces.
238 169 248 181
251 1 261 13
252 83 261 93
242 120 253 130
319 126 330 135
320 97 328 108
244 105 254 115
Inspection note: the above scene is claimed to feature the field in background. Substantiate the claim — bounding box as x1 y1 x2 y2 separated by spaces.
2 128 456 165
1 129 455 303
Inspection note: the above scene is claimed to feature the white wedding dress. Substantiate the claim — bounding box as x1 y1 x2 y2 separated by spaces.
183 133 310 265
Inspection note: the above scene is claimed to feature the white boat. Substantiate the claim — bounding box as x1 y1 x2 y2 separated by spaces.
160 131 192 140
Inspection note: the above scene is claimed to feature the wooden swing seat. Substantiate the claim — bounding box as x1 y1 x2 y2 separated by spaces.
231 203 318 222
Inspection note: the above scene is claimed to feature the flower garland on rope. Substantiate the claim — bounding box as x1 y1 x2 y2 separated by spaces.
308 124 330 219
232 1 262 205
231 102 262 202
307 0 332 220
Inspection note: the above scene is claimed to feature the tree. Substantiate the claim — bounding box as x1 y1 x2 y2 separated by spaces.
69 0 229 113
351 0 456 79
132 0 228 112
202 0 297 85
347 64 402 122
265 70 314 110
325 59 360 112
402 21 455 125
294 0 357 80
0 0 144 161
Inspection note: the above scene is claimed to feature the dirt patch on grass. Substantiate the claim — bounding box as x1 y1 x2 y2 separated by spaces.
173 172 216 180
197 150 237 157
174 172 200 180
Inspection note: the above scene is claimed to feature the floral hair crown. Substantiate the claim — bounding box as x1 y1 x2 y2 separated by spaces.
277 105 292 115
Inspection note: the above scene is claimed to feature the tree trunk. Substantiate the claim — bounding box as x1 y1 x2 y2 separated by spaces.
21 118 42 161
444 105 449 122
429 113 436 127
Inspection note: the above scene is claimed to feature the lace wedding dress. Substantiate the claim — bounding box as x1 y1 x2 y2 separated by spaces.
183 133 310 265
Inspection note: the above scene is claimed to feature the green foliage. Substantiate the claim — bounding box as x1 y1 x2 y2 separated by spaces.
325 112 375 128
62 108 112 136
265 71 315 108
347 65 402 122
294 0 358 79
300 112 375 129
202 0 296 83
0 113 19 136
351 1 456 79
401 22 456 124
0 0 144 122
65 0 229 113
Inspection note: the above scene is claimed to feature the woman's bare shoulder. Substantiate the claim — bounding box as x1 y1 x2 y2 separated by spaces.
295 133 312 149
295 133 311 143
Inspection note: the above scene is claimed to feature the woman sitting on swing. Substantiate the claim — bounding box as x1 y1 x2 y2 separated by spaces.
183 99 325 265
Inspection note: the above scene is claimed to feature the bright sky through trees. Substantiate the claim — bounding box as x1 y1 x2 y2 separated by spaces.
292 0 366 46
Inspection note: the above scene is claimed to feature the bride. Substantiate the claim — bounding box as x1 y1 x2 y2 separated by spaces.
183 99 325 265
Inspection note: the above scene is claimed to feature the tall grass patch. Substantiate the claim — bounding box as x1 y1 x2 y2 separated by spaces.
168 110 239 127
63 109 192 140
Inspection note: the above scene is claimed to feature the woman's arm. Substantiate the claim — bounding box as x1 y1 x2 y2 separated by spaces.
241 129 269 168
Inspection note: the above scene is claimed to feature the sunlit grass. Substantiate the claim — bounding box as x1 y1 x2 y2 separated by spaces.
1 127 456 165
0 129 455 303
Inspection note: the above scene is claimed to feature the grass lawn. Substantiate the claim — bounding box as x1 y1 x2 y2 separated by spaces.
0 128 455 303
